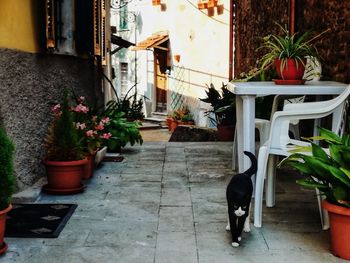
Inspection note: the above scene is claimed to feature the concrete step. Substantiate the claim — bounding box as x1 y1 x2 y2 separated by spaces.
140 121 163 130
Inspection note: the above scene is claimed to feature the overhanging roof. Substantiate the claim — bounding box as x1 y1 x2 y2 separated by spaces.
111 35 135 48
131 32 169 51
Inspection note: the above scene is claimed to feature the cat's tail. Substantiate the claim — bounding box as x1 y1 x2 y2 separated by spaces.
243 151 257 177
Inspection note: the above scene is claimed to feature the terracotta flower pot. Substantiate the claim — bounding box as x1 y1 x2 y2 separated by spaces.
0 204 11 254
217 3 224 15
197 1 208 9
275 59 306 80
207 6 215 16
323 200 350 260
43 158 88 194
166 117 172 131
217 125 235 141
170 119 178 132
83 152 96 180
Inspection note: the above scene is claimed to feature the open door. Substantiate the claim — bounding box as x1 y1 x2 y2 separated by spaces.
154 50 167 112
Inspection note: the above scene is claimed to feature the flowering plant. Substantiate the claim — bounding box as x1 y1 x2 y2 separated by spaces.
51 95 111 156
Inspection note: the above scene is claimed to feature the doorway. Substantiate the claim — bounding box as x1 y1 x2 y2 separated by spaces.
154 50 168 112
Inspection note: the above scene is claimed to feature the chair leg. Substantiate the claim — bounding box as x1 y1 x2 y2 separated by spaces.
266 155 277 207
254 146 269 228
316 188 330 230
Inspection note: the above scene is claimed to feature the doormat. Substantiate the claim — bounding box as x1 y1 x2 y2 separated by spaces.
5 203 77 238
103 156 124 162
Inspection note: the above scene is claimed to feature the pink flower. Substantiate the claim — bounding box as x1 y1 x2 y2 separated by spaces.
100 132 112 140
73 104 89 113
95 122 104 131
75 122 86 130
78 96 85 103
101 117 110 124
91 115 97 122
86 130 95 137
52 104 61 115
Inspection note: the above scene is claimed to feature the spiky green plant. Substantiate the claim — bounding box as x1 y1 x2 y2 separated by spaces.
199 83 236 126
259 22 329 74
45 92 85 161
280 127 350 208
0 127 16 210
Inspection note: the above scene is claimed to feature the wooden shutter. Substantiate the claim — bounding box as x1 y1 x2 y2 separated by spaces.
46 0 56 49
93 0 107 65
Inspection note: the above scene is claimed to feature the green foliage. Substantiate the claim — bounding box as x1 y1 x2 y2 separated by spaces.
199 83 235 126
111 85 147 121
103 103 143 152
0 127 16 210
45 92 85 161
280 127 350 208
258 22 328 74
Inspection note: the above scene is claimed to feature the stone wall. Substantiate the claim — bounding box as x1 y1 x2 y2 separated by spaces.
234 0 350 83
234 0 289 75
297 0 350 83
0 48 103 191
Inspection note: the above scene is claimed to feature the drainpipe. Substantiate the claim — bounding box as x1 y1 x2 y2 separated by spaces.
289 0 295 35
228 0 234 80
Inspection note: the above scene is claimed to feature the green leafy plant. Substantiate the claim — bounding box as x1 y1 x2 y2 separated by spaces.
0 127 16 210
45 91 85 161
103 104 143 153
199 83 235 126
108 85 148 121
280 127 350 208
259 22 328 74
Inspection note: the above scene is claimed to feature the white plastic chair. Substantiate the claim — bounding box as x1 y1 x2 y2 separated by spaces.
232 58 321 170
253 85 350 229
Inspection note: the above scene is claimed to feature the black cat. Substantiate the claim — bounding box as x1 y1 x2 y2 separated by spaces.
226 151 257 247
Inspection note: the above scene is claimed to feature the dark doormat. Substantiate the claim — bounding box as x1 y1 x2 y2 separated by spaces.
103 156 124 162
5 203 77 238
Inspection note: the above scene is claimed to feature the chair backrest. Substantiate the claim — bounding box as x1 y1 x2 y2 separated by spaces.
268 85 350 150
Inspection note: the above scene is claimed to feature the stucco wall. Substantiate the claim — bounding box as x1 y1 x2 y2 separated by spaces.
0 49 103 191
0 0 42 53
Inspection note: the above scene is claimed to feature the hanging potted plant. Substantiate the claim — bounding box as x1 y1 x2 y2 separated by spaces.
43 91 88 194
0 126 16 254
152 0 161 6
259 23 328 83
197 0 208 10
280 127 350 260
200 83 236 141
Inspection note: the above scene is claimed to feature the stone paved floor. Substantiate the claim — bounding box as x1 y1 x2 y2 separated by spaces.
0 142 346 263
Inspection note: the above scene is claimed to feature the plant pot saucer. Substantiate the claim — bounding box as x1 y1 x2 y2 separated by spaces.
42 184 85 195
0 242 8 255
273 79 306 85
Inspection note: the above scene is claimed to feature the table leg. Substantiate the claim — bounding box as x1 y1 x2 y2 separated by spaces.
242 95 256 180
236 95 256 173
235 96 244 172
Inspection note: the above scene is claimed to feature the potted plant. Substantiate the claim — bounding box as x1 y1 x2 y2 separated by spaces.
199 83 236 141
280 127 350 260
259 23 328 82
102 104 143 153
0 126 15 254
71 95 111 179
43 91 88 194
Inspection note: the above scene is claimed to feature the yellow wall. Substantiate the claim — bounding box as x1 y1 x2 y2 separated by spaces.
0 0 40 53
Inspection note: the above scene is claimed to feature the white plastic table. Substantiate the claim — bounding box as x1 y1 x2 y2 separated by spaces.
227 81 348 174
